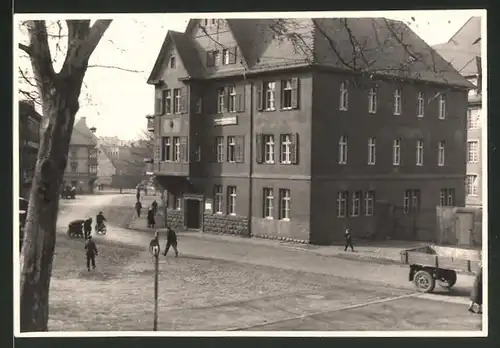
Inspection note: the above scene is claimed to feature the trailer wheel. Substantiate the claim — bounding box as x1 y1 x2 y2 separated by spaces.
414 270 436 293
438 270 457 288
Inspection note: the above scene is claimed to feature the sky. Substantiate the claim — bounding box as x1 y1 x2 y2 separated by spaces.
15 10 484 140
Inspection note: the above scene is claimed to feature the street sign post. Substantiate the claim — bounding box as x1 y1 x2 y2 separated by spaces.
149 233 160 331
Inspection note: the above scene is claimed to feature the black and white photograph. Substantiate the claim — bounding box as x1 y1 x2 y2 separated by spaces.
14 9 487 336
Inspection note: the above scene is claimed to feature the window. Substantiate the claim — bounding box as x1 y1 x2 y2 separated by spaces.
417 92 425 117
467 141 479 163
227 186 236 215
71 150 77 158
438 94 446 119
164 90 172 114
339 136 348 164
70 161 77 173
368 137 376 165
169 56 176 68
161 137 171 161
280 134 292 164
195 97 202 114
222 49 230 65
173 137 181 162
263 188 274 218
440 188 455 206
351 191 361 217
89 164 98 173
337 191 348 218
228 85 237 112
438 141 445 166
203 19 208 26
393 89 402 115
216 136 224 162
282 80 293 109
214 185 223 214
173 195 181 210
467 109 480 129
364 191 374 216
465 175 478 196
393 139 401 166
265 82 276 111
173 88 181 114
339 81 348 111
214 50 220 66
279 189 291 220
89 150 97 159
416 140 424 166
404 189 420 213
227 136 236 163
206 50 216 67
212 19 216 25
264 135 275 164
368 87 377 113
468 77 478 97
217 88 225 113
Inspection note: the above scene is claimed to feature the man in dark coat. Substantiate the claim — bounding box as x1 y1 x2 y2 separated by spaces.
147 207 156 228
151 200 158 216
163 226 179 257
468 266 482 314
84 236 98 271
83 217 93 239
135 200 142 217
344 228 354 252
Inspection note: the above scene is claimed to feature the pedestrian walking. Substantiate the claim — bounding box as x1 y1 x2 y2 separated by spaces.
468 266 482 314
135 200 142 218
344 228 354 252
136 189 141 202
151 200 158 216
83 217 93 239
163 226 179 257
84 236 98 271
147 207 156 228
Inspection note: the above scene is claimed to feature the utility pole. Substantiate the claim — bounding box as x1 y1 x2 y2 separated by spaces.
149 232 160 331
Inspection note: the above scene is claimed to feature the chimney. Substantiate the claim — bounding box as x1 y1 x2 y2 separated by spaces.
90 126 97 133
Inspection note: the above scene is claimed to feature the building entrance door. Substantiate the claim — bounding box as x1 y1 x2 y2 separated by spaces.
185 199 202 230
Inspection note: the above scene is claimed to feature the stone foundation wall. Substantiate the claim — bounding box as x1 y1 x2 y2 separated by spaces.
165 209 184 230
203 213 249 237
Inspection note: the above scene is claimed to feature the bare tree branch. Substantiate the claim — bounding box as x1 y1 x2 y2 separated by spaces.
18 67 37 87
87 64 144 73
18 43 32 55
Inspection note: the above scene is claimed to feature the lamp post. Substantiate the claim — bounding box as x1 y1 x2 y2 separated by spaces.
149 232 160 331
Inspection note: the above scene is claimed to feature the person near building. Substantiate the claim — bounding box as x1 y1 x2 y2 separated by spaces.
468 266 483 314
147 207 156 228
83 217 93 239
135 200 142 217
151 200 158 216
344 228 355 252
163 225 179 257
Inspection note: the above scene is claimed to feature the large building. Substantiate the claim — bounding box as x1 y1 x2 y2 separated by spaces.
62 117 99 193
433 17 483 207
19 100 42 198
146 18 472 244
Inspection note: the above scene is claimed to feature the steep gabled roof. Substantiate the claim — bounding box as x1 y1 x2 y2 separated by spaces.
149 17 473 88
147 30 205 84
70 117 98 147
432 16 481 78
100 145 148 175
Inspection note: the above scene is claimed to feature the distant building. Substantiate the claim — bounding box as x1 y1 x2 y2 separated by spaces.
434 17 483 207
19 100 42 198
146 18 472 243
63 117 99 193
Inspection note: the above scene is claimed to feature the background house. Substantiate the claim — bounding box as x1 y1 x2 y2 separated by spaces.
433 16 483 207
62 117 99 193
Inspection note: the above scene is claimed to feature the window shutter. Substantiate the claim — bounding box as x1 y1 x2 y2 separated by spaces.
154 138 161 164
224 86 230 113
180 87 188 114
180 137 188 162
211 138 217 163
290 133 299 164
206 51 214 67
291 77 299 109
229 46 237 64
256 134 263 164
256 82 264 111
235 136 245 163
155 95 163 115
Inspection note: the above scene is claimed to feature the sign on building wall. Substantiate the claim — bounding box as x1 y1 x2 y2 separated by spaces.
213 116 238 126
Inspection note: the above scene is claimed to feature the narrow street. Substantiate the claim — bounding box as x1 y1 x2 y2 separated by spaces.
49 194 482 332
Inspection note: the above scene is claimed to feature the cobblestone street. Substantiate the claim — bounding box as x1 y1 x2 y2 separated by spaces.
49 194 482 332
